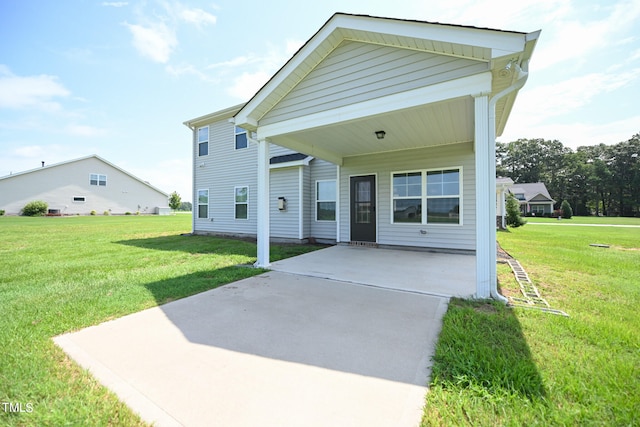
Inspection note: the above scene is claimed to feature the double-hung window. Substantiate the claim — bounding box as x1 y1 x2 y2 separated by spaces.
198 126 209 156
392 168 462 225
90 174 107 186
316 180 336 221
235 186 248 219
197 189 209 219
235 127 248 150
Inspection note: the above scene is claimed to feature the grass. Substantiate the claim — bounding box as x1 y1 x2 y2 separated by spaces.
0 215 321 426
526 215 640 225
422 220 640 426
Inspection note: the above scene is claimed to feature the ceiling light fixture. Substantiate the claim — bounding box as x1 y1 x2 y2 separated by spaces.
375 130 386 140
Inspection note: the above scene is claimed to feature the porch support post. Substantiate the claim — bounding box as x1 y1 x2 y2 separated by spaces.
255 138 270 268
474 95 491 299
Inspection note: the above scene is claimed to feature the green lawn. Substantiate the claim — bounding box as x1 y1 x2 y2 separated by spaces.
526 215 640 225
0 215 320 426
423 221 640 426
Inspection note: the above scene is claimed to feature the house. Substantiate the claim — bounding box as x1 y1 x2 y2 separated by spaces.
184 13 540 300
0 155 169 215
509 182 555 216
496 177 514 229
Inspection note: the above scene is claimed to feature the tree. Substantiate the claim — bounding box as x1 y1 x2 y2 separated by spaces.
560 200 573 219
506 193 526 228
179 201 192 211
169 191 181 212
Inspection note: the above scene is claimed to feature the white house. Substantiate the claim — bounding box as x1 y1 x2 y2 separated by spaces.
184 13 540 300
509 182 556 215
0 155 169 215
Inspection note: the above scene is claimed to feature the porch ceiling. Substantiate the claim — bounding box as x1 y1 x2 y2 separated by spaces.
268 96 474 162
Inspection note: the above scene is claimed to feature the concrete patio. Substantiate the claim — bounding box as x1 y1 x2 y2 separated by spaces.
54 246 475 426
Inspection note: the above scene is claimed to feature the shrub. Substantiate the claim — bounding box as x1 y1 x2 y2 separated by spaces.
90 210 97 216
103 210 110 216
22 201 48 216
0 209 5 216
560 200 573 219
506 193 526 228
125 212 132 215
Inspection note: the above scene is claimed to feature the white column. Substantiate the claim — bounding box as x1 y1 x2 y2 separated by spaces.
255 138 270 268
474 95 491 298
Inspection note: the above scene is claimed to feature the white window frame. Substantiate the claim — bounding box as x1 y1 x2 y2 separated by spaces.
234 186 249 220
198 126 209 157
90 173 107 186
315 179 336 222
197 189 209 219
234 126 248 150
390 166 463 226
73 196 86 203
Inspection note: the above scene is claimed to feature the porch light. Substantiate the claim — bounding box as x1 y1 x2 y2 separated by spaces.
375 130 386 140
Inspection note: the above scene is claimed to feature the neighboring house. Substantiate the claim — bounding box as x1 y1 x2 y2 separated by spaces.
184 13 540 300
0 155 169 215
509 182 555 215
496 177 514 229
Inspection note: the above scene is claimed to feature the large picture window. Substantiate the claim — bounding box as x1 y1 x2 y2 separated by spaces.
235 186 248 220
197 189 208 219
391 168 461 225
316 180 336 221
198 126 208 156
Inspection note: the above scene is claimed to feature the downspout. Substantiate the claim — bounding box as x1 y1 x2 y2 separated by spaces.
488 60 529 303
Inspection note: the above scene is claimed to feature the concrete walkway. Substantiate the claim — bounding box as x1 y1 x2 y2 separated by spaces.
55 270 450 426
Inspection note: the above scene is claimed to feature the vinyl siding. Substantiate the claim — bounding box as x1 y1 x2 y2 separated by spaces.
310 159 338 241
0 157 167 215
339 142 476 251
270 167 301 239
261 40 488 125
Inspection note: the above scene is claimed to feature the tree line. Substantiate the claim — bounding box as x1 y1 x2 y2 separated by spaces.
496 133 640 217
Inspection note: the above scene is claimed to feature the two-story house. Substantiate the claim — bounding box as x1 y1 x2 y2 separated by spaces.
184 13 540 299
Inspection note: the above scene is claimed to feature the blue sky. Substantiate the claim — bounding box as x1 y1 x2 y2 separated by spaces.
1 0 639 201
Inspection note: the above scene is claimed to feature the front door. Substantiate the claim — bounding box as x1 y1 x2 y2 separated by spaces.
350 175 376 242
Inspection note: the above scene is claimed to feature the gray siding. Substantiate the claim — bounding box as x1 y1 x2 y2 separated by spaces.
339 143 476 251
0 157 167 215
194 120 257 235
261 41 488 125
270 167 301 239
310 159 338 241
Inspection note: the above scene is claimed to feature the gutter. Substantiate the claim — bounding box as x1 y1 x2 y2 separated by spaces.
487 60 529 303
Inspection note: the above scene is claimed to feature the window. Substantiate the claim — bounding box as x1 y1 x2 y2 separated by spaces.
514 193 525 200
316 180 336 221
197 189 208 219
73 196 86 203
235 186 248 219
90 174 107 186
391 168 462 225
392 172 422 223
198 126 208 156
235 126 248 150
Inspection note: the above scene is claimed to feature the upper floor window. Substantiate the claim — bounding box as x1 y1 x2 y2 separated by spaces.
198 126 209 156
235 126 248 150
90 174 107 186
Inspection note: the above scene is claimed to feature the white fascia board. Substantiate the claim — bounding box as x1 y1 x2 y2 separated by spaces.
269 157 313 169
258 72 492 140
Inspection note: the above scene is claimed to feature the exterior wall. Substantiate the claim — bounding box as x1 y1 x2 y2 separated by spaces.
309 159 338 242
0 157 167 215
270 167 301 239
339 142 476 251
261 40 488 126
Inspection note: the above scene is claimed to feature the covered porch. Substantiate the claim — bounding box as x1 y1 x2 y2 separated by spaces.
234 13 539 299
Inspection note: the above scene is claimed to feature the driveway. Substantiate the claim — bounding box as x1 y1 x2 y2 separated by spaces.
54 251 454 426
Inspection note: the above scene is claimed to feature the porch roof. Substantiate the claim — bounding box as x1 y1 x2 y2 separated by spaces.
234 13 540 165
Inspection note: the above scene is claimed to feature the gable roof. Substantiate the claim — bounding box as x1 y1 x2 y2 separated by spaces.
0 155 168 196
235 12 540 134
509 182 555 203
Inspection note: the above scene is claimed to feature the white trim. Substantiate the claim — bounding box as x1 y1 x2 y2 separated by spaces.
347 173 378 243
336 165 341 243
269 156 313 170
234 126 248 150
257 73 491 140
234 185 249 220
90 173 107 187
72 196 86 203
255 139 270 268
298 167 304 240
474 95 491 299
315 179 337 222
197 126 209 157
197 188 209 220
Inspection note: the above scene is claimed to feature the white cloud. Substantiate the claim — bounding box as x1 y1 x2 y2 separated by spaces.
66 124 107 137
179 8 216 28
13 145 48 158
102 1 128 7
0 66 70 111
228 71 272 100
125 22 177 63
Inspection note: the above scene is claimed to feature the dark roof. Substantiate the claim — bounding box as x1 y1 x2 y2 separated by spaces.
509 182 555 203
270 153 310 165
